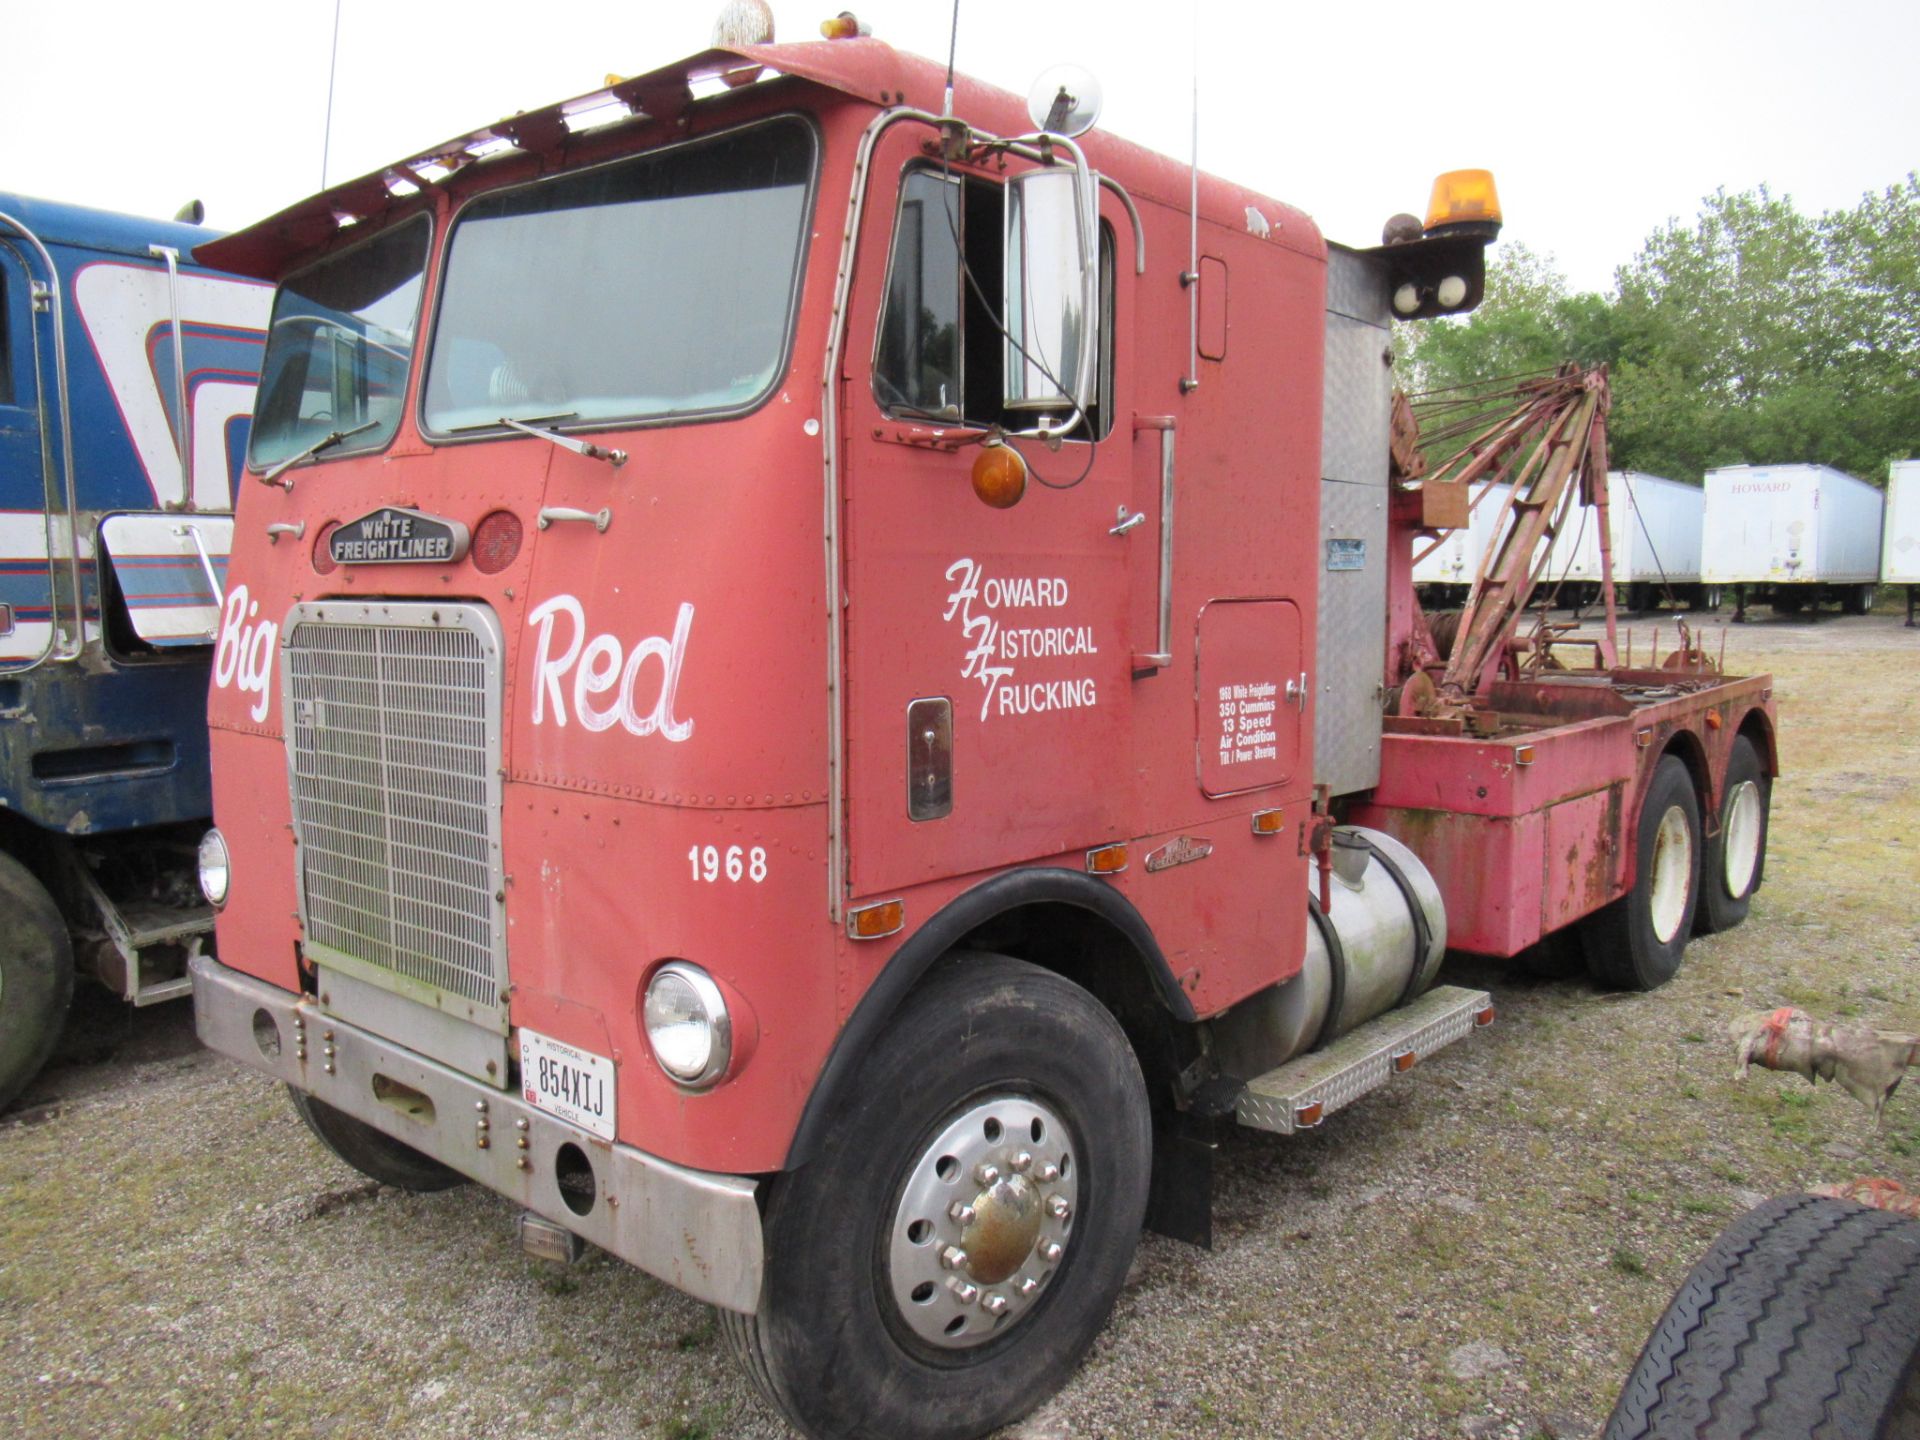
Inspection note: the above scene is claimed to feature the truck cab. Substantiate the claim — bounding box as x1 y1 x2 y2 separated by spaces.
0 193 268 1107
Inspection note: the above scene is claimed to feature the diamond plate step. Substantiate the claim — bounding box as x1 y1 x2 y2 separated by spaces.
1235 984 1494 1135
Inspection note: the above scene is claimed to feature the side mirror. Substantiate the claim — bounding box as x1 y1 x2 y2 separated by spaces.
1003 163 1099 424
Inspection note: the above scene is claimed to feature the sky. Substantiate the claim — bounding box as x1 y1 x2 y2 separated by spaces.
5 0 1916 295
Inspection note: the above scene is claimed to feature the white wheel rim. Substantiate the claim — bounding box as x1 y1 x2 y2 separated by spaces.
886 1095 1077 1350
1649 804 1693 944
1722 780 1763 900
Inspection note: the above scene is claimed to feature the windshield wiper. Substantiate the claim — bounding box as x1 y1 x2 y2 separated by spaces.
259 419 380 489
451 412 626 468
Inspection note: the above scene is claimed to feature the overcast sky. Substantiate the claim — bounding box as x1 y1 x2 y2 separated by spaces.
6 1 1916 294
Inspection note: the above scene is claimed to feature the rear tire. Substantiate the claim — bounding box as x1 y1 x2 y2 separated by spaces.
722 953 1151 1440
1605 1194 1920 1440
287 1087 467 1192
1844 583 1876 616
1582 755 1700 990
0 852 75 1112
1697 735 1768 934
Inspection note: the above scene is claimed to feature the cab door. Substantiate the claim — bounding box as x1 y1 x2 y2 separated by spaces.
840 138 1137 899
0 236 55 664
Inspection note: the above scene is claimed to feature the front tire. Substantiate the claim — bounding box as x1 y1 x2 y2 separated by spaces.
287 1087 468 1192
1697 735 1769 934
723 952 1151 1440
0 852 75 1112
1583 755 1701 990
1605 1194 1920 1440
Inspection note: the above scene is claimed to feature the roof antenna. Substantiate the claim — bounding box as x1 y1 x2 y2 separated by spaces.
943 0 961 117
1179 0 1200 394
321 0 344 189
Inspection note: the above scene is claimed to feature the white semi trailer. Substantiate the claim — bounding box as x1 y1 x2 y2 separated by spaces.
1547 470 1711 612
1703 463 1884 621
1883 459 1920 627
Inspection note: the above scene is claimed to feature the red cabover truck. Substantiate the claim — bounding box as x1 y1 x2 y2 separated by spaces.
187 22 1777 1440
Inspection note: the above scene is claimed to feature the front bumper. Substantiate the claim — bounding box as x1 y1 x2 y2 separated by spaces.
191 954 764 1313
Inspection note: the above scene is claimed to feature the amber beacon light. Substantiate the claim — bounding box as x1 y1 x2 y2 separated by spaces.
970 440 1029 509
1425 169 1502 232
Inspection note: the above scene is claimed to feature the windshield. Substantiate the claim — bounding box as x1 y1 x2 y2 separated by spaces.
421 118 814 433
249 216 429 472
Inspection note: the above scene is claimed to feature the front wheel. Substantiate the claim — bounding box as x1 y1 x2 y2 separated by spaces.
0 851 75 1112
723 953 1151 1440
1697 735 1769 934
1583 755 1701 990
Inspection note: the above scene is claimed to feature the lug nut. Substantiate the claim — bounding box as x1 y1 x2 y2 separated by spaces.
1010 1151 1033 1174
940 1245 968 1271
1047 1195 1071 1220
981 1292 1010 1317
1039 1240 1063 1264
1018 1277 1040 1297
974 1163 1001 1187
946 1277 978 1305
949 1202 975 1225
1036 1161 1061 1183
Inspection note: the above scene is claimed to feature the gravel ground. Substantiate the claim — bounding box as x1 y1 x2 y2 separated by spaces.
3 608 1916 1440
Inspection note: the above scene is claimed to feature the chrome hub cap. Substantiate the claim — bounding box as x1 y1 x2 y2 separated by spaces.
1649 803 1694 944
887 1095 1077 1349
1722 780 1762 899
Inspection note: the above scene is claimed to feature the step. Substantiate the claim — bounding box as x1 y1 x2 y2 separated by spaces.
1234 984 1495 1135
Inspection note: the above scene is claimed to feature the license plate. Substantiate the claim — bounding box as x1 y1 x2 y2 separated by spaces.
519 1029 616 1140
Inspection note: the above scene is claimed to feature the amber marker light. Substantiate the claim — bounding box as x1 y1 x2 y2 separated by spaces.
971 441 1028 509
1294 1101 1325 1129
1474 1005 1497 1028
1705 711 1724 731
1513 744 1536 766
1084 844 1128 875
1424 168 1502 230
847 898 904 940
1250 809 1287 836
1392 1048 1420 1073
820 11 870 38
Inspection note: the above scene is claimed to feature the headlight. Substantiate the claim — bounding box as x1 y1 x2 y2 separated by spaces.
197 828 230 908
643 962 731 1087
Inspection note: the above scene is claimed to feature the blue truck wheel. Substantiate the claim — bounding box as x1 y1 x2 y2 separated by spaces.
0 851 75 1111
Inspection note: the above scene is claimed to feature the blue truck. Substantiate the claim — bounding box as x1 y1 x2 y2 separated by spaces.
0 193 268 1107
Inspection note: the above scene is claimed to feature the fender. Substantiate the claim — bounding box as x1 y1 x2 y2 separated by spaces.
783 867 1194 1169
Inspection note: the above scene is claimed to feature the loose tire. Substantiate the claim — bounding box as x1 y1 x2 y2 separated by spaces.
287 1087 467 1192
721 952 1151 1440
1696 735 1769 935
1583 755 1700 990
1605 1193 1920 1440
0 852 75 1112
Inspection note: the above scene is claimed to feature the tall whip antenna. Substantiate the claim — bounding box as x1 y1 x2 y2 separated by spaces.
321 0 344 188
943 0 961 117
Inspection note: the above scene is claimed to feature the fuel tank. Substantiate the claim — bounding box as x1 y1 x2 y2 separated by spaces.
1212 826 1447 1079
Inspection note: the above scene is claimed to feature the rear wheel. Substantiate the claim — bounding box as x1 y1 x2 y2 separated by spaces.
0 852 75 1112
1583 755 1700 990
1605 1194 1920 1440
1844 583 1876 616
722 953 1151 1440
287 1087 467 1192
1697 735 1769 934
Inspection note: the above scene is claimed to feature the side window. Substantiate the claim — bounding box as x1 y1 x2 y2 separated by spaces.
874 168 1113 439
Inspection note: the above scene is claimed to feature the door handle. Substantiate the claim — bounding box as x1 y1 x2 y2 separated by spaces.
1285 670 1309 708
1109 507 1146 536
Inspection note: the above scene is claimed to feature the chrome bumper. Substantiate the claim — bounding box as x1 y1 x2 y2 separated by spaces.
190 954 764 1313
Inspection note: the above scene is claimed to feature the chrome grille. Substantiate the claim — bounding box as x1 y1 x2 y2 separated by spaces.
283 603 504 1015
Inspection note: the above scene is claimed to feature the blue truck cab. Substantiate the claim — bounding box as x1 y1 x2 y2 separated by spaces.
0 193 267 1106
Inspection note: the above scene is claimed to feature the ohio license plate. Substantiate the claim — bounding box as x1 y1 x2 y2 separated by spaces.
519 1029 616 1140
